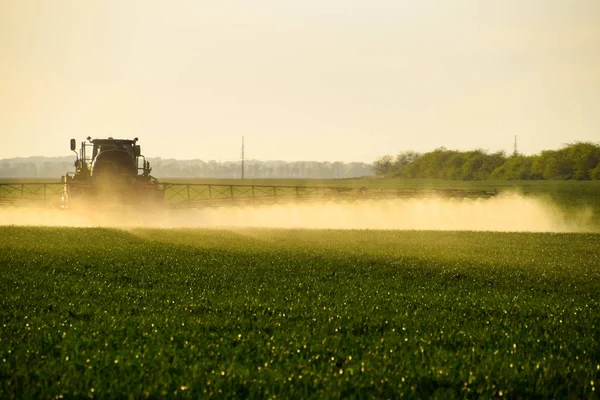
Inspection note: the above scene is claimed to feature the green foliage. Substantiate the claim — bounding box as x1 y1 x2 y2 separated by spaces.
393 151 420 171
379 142 600 181
460 150 505 180
567 142 600 180
489 156 538 180
533 149 574 180
390 149 506 180
372 155 394 176
591 162 600 180
1 227 600 398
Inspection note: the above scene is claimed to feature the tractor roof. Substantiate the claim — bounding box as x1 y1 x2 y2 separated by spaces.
89 137 139 145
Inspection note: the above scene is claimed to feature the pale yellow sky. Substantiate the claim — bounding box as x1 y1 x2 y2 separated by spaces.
1 0 598 162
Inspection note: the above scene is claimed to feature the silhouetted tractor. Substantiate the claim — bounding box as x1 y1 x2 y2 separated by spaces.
62 137 164 209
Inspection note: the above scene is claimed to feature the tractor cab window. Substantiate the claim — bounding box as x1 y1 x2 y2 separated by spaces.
92 142 133 159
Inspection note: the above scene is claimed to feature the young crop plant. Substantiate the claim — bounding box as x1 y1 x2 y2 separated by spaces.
0 227 599 398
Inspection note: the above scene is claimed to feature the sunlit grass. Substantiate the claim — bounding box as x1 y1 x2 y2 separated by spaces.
1 227 599 397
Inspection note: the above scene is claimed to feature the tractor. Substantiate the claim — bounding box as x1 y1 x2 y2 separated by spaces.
61 137 164 209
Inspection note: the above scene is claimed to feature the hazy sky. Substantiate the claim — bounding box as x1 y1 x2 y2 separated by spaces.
1 0 599 162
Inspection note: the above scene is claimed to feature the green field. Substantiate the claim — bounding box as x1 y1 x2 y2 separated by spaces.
1 226 599 398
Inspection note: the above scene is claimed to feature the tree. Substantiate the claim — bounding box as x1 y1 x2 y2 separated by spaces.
444 153 466 180
373 155 394 176
490 155 536 180
372 141 600 181
591 162 600 180
394 151 420 169
532 150 573 179
564 142 600 180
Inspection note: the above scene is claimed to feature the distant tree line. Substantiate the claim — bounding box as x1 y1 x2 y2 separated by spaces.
0 157 374 179
373 142 600 180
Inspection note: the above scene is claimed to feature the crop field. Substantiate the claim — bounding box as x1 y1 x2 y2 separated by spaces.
1 226 599 398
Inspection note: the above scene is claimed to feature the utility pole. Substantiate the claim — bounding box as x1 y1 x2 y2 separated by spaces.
513 135 518 156
241 136 245 180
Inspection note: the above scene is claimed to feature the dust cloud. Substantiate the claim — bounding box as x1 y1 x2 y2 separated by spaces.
0 194 593 232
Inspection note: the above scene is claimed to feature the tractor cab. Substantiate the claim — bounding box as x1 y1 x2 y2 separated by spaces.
69 137 149 181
